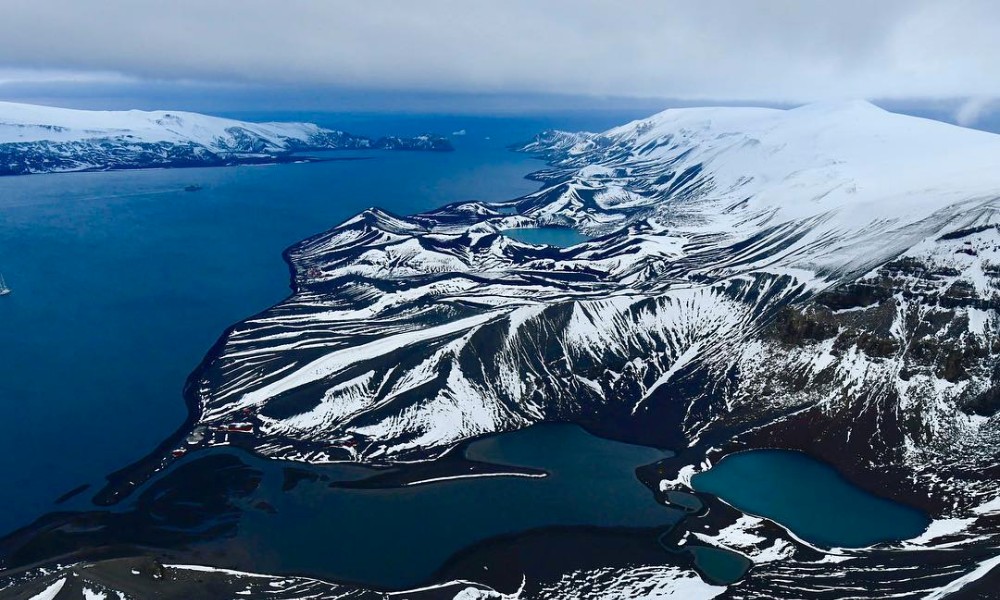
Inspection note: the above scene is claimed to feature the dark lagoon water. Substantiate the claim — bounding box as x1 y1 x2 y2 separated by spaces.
503 227 592 248
687 545 752 585
0 111 650 535
1 424 681 590
691 450 930 548
228 424 679 587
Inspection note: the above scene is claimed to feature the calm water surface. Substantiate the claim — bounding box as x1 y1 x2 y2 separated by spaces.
691 450 930 547
0 111 648 534
687 545 752 585
228 424 678 587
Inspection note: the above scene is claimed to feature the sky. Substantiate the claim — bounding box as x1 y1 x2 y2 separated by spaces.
0 0 998 123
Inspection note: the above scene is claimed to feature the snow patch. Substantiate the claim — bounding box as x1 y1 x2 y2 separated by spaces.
906 518 976 546
28 579 65 600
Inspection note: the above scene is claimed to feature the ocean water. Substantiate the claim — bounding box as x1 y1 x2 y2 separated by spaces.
0 111 648 535
691 449 930 547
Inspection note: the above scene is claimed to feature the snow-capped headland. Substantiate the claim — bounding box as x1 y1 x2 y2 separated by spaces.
0 101 452 175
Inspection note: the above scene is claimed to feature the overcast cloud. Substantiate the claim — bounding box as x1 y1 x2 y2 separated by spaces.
0 0 997 105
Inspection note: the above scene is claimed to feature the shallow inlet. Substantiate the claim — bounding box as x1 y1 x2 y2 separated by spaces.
230 424 679 587
503 226 592 248
691 449 931 548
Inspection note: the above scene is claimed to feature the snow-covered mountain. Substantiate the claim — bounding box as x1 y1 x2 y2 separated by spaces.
0 101 451 175
6 101 998 598
135 100 999 597
183 101 999 470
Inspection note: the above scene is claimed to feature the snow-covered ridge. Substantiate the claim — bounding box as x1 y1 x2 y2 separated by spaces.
516 100 1000 284
0 100 452 175
0 100 325 145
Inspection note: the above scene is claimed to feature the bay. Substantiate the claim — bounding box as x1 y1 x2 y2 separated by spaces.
0 111 648 535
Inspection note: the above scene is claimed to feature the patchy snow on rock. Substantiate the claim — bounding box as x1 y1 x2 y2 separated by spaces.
660 464 699 489
535 565 726 600
83 588 108 600
693 515 795 564
922 553 1000 600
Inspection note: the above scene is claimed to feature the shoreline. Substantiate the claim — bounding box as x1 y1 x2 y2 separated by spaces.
88 147 553 507
0 154 380 178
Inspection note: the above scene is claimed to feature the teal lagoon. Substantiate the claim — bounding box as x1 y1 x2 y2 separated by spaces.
691 450 930 548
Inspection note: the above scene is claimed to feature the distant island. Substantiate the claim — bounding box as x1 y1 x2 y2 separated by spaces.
0 101 452 176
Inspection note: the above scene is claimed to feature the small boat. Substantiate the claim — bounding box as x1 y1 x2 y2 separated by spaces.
184 184 203 192
0 273 10 297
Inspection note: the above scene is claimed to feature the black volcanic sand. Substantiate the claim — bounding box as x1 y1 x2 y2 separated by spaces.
0 424 697 592
0 556 384 600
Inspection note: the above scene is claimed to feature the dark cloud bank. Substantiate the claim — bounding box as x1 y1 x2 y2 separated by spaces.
0 0 998 124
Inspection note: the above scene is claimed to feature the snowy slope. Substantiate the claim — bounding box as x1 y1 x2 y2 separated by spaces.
0 101 451 175
0 100 327 145
517 100 1000 283
180 101 1000 473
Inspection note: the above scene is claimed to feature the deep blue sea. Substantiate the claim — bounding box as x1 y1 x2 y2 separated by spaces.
0 111 649 535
